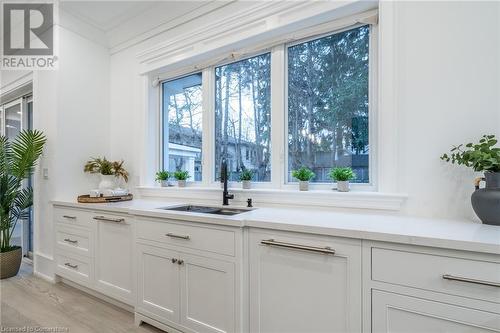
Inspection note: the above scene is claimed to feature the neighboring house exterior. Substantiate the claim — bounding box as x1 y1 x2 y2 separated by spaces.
166 126 263 181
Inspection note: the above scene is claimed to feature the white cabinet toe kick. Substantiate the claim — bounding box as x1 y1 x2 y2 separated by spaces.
53 203 500 333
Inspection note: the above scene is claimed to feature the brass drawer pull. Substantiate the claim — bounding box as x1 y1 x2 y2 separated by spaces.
63 238 78 244
166 233 190 240
261 239 335 255
63 215 76 219
93 216 125 223
64 262 78 269
442 274 500 288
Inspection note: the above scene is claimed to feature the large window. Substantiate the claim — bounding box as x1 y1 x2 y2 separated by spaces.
214 53 271 182
156 20 375 189
287 25 370 183
162 73 203 181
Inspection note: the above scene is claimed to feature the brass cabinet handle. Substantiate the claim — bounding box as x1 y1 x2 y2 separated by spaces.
442 274 500 288
93 216 125 223
63 238 78 244
64 262 78 269
166 233 190 240
261 239 335 255
63 215 76 219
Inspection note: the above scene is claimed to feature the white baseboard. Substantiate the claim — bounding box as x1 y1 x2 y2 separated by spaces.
33 270 58 284
135 313 183 333
59 278 134 313
33 251 55 282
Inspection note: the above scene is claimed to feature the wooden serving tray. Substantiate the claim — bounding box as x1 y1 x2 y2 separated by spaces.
77 194 133 203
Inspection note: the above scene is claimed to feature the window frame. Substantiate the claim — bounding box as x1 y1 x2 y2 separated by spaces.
211 50 274 188
155 20 378 191
159 70 205 185
283 23 378 191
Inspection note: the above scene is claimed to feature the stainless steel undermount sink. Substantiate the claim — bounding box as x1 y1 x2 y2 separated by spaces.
160 205 253 216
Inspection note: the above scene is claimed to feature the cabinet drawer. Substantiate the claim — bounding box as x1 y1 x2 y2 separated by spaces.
55 253 92 287
137 219 235 256
55 225 91 257
372 247 500 303
54 207 92 228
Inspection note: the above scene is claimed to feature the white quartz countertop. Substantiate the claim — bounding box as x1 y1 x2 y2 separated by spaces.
52 199 500 255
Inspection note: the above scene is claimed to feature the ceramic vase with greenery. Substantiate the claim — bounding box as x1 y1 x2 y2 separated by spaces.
0 130 46 279
292 167 315 191
156 170 170 187
174 170 190 187
330 167 356 192
239 169 253 189
84 157 129 191
441 134 500 225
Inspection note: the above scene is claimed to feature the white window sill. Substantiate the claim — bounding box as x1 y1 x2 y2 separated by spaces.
136 186 408 211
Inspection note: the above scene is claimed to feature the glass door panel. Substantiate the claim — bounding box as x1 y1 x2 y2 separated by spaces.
5 101 22 140
3 99 23 249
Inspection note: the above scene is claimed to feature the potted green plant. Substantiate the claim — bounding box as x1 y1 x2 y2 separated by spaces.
173 170 190 187
441 134 500 225
239 169 254 189
291 167 315 191
155 170 170 187
84 157 129 190
329 167 356 192
1 130 46 279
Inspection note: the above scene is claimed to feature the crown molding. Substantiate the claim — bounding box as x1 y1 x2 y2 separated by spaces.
136 0 377 75
109 1 231 55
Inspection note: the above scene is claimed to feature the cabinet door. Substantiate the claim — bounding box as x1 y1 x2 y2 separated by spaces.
249 230 362 333
179 253 235 333
136 244 180 324
94 216 134 304
372 290 500 333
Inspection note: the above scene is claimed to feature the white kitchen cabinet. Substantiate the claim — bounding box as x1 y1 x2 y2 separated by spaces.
249 229 362 333
135 216 241 333
372 290 500 333
367 242 500 333
93 213 134 305
179 253 235 333
136 243 180 324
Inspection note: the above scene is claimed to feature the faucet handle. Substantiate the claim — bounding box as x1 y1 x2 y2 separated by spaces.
247 198 253 208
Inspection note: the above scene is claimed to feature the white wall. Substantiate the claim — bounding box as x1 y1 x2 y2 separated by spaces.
109 1 499 221
1 12 110 279
395 1 500 220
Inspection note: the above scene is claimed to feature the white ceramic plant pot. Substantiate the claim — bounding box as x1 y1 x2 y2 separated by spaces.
299 181 309 191
178 180 187 187
160 180 169 187
99 175 116 191
242 180 251 189
337 181 350 192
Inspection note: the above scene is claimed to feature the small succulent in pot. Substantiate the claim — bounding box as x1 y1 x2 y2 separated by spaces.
291 167 315 191
239 169 254 189
173 170 190 187
329 167 356 192
155 170 170 187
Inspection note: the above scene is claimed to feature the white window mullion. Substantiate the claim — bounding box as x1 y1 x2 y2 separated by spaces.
201 67 214 186
270 45 285 189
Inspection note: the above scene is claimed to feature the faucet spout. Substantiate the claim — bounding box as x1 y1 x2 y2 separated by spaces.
221 159 234 206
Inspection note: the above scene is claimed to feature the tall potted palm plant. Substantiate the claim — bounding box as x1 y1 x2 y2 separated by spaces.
0 130 46 279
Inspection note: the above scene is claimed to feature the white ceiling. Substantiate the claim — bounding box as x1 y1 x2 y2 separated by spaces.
59 1 226 50
60 1 159 32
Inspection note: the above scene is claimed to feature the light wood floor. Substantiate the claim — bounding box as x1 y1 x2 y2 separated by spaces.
1 263 164 333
